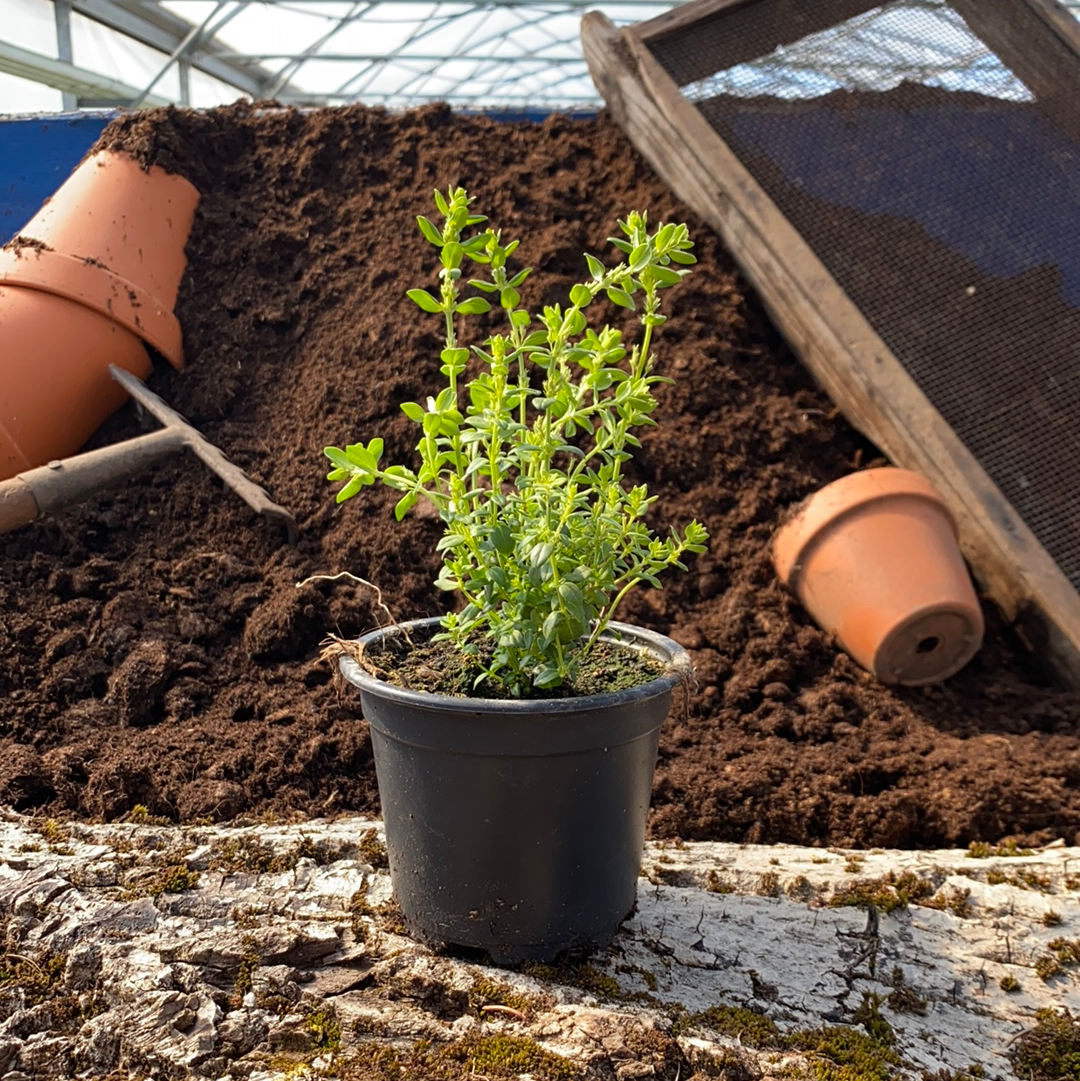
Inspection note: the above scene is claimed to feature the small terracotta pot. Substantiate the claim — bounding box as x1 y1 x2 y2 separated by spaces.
773 468 984 685
0 151 199 480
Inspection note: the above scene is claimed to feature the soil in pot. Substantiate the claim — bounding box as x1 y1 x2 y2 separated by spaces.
0 99 1078 849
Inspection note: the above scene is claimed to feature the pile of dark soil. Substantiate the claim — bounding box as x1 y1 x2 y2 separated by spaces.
1 102 1077 848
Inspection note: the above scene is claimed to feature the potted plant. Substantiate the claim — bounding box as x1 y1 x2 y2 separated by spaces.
323 188 707 963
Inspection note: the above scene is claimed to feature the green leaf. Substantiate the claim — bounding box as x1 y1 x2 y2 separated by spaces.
336 475 366 503
529 540 555 568
650 265 684 286
440 347 470 369
456 297 492 315
407 288 443 313
491 523 514 554
584 253 605 281
394 490 419 520
435 566 459 591
416 215 443 246
533 667 563 689
367 437 384 462
324 446 351 470
668 250 697 265
400 401 425 422
345 443 377 470
606 287 635 310
433 189 450 216
441 241 464 270
629 243 651 272
569 283 592 307
468 279 499 292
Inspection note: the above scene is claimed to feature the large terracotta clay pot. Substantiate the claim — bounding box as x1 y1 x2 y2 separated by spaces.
0 151 199 480
773 467 984 685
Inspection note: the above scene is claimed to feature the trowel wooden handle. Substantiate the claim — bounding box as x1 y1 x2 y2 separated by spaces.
0 476 40 533
0 428 184 535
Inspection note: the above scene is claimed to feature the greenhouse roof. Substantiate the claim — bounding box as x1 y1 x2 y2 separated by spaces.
1 0 1079 113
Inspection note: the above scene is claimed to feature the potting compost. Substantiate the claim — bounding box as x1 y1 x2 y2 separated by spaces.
1 102 1078 849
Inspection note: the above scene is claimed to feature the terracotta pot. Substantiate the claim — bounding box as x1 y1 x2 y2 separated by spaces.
0 151 199 480
773 467 984 685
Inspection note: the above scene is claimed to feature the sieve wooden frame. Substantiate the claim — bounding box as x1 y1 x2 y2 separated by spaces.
582 0 1080 687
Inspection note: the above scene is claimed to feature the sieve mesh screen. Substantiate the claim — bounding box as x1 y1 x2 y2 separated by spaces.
647 0 1080 590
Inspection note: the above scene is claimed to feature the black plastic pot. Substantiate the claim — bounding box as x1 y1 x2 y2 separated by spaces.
339 617 690 964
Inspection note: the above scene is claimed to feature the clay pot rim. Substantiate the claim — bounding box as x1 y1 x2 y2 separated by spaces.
0 246 184 369
774 467 957 590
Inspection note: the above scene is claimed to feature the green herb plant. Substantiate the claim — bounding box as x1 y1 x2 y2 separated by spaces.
325 187 708 696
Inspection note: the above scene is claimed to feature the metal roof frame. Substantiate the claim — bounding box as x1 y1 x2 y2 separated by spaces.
2 0 1078 112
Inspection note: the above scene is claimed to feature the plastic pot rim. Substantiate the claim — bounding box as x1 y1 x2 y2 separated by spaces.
338 616 692 715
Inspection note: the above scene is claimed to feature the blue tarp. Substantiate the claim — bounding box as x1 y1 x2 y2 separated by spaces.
1 112 113 242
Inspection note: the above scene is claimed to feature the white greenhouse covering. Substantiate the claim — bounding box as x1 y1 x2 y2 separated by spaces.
0 0 1078 114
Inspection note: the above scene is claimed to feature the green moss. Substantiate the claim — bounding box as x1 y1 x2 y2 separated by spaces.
851 993 894 1044
234 936 260 998
918 887 972 919
0 951 67 1005
33 818 74 855
1043 911 1063 927
1035 937 1080 981
966 840 1034 859
705 869 734 894
119 804 171 826
376 896 407 935
358 829 389 869
1050 937 1080 960
349 888 375 940
844 857 865 874
305 1006 343 1051
886 968 927 1016
686 1005 783 1048
1035 955 1061 981
394 1034 581 1080
36 818 69 845
121 863 200 899
1011 1008 1080 1080
520 961 620 999
210 834 354 876
985 867 1051 891
830 871 935 913
675 1000 906 1081
470 976 546 1017
795 1023 902 1081
787 875 815 901
757 871 781 897
999 975 1020 993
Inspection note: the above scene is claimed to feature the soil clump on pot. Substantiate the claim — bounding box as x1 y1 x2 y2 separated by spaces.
1 101 1078 849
